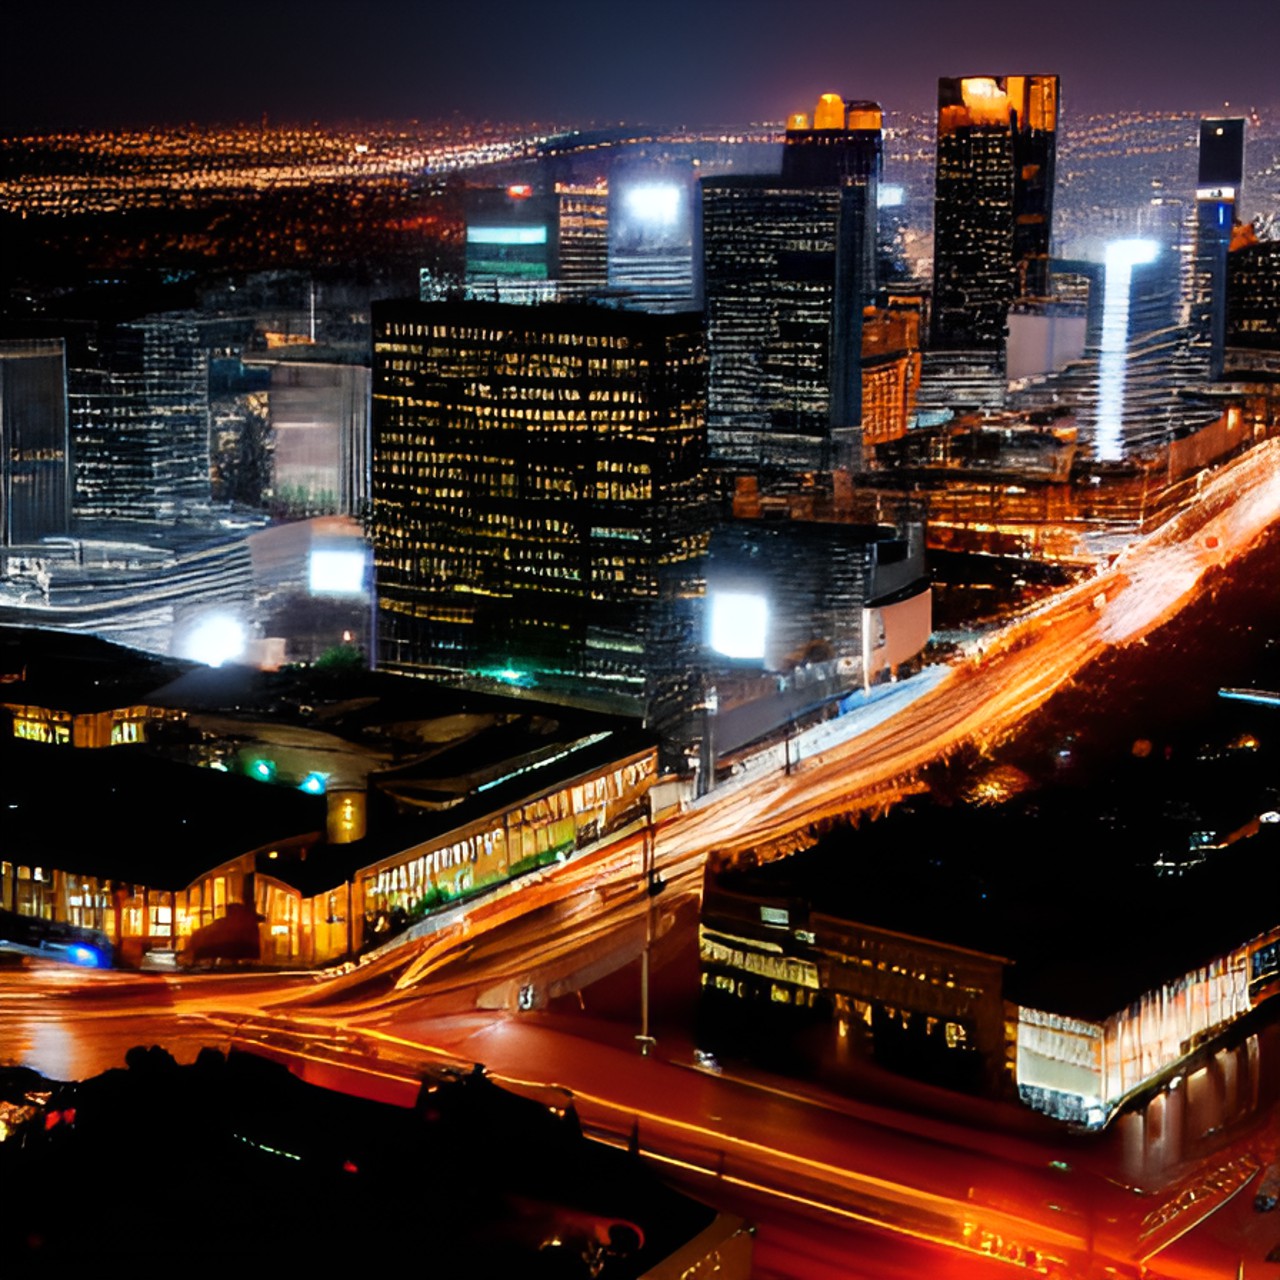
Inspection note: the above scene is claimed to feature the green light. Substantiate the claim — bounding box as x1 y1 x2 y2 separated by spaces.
250 758 277 782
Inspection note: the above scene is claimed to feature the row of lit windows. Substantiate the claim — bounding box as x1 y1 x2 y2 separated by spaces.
379 322 639 352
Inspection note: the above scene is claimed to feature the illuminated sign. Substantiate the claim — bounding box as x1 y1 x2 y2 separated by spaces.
309 548 366 596
506 184 534 199
1196 186 1236 201
878 184 905 208
708 591 768 661
466 226 548 246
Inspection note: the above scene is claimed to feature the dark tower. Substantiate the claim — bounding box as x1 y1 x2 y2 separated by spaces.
931 75 1059 354
1192 117 1246 378
702 94 881 469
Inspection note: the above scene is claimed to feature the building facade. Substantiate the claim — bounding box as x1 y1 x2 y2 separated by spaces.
930 75 1059 368
702 97 881 469
371 299 709 735
258 357 371 518
1190 118 1246 378
0 339 71 547
69 316 211 522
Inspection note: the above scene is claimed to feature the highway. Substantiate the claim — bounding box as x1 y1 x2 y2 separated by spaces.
5 441 1280 1276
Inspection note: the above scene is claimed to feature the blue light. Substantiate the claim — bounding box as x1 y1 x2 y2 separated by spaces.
300 772 328 795
467 226 547 246
70 945 102 967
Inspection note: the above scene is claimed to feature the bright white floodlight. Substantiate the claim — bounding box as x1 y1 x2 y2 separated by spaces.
624 184 682 227
183 614 246 668
309 548 366 596
709 591 768 661
1095 238 1161 462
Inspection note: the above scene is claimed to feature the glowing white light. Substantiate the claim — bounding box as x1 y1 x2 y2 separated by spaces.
624 184 681 226
1095 239 1161 463
878 184 905 208
709 592 768 661
309 548 366 595
182 614 246 668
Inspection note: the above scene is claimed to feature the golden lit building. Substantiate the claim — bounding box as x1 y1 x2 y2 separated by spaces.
932 75 1059 354
371 298 709 735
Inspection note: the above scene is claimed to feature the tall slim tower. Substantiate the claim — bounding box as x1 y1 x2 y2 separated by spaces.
702 94 881 469
930 75 1059 354
1191 117 1246 378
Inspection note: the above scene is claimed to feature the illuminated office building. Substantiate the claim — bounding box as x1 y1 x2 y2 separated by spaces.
1225 236 1280 372
931 75 1059 357
702 95 881 469
0 340 71 546
608 167 700 313
422 183 611 306
70 316 211 522
556 181 610 299
1191 118 1246 378
371 299 709 735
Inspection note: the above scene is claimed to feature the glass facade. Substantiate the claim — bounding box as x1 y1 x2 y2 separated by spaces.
371 299 709 733
0 340 71 546
931 75 1059 355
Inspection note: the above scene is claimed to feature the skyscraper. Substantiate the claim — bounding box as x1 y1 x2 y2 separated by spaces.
930 75 1059 356
370 299 709 734
701 94 881 469
69 316 211 522
0 340 71 546
1191 117 1246 378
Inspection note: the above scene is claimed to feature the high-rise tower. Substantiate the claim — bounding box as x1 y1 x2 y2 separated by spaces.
930 75 1059 354
370 299 709 734
0 340 71 546
702 94 881 469
1191 117 1246 378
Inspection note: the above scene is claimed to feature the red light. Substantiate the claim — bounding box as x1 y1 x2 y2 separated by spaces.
342 1159 359 1173
507 184 533 199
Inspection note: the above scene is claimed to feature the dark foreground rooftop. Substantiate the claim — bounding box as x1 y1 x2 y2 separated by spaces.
0 1046 725 1276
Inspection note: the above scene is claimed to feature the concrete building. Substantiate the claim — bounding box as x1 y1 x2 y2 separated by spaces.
699 803 1279 1131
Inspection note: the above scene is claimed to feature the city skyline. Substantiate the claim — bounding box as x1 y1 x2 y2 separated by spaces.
6 0 1280 134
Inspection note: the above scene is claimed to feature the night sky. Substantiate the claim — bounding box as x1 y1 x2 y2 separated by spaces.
6 0 1280 132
